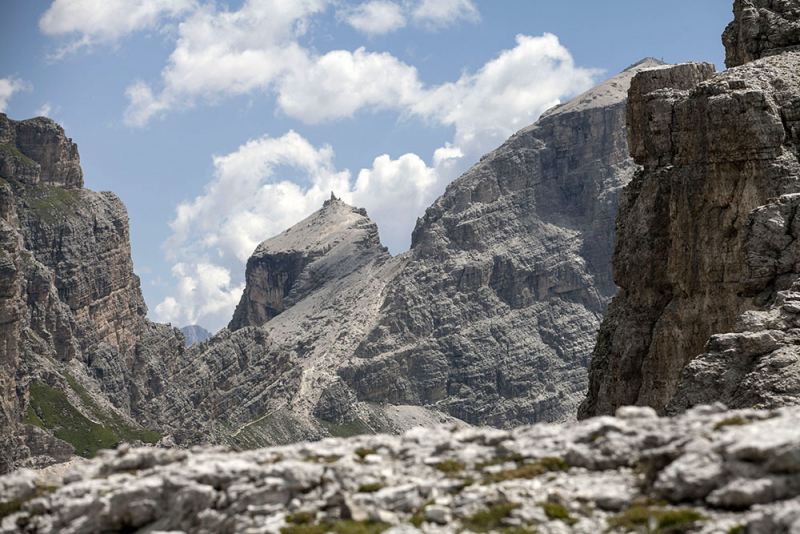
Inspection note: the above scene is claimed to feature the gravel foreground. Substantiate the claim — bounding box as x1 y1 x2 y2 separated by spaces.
2 404 800 533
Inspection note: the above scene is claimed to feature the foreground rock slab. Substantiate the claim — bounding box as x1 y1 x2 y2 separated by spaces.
3 405 800 533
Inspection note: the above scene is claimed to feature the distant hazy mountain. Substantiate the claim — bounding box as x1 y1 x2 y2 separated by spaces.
180 325 212 346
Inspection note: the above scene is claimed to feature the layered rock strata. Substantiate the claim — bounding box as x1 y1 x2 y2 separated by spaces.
3 404 800 533
228 194 389 331
581 1 800 417
669 193 800 412
163 60 661 445
339 59 661 426
0 114 185 473
152 198 461 448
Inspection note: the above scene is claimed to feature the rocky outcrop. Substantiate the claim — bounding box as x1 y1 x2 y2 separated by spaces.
340 59 661 426
229 194 389 331
0 113 185 473
723 0 800 68
180 325 211 345
154 59 660 447
0 115 82 189
581 1 800 417
4 404 800 533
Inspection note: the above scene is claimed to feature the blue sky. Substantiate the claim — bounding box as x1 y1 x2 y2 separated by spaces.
0 0 731 332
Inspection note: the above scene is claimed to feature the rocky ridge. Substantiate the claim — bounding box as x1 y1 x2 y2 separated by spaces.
581 0 800 417
4 404 800 533
149 196 459 448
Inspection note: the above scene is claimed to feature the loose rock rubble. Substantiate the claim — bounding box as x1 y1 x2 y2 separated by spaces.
3 405 800 533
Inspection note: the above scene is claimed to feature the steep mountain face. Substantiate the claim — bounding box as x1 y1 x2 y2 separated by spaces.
339 59 661 426
179 325 211 346
163 61 657 445
0 114 185 473
580 0 800 418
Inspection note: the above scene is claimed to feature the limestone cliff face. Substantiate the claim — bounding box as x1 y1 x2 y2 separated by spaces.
337 61 660 426
0 114 184 473
668 192 800 413
581 0 800 418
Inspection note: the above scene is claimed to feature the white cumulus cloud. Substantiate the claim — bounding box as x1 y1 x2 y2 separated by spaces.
35 103 52 117
0 77 32 114
40 0 196 57
342 1 406 36
412 33 601 155
113 0 601 331
154 262 244 327
411 0 479 30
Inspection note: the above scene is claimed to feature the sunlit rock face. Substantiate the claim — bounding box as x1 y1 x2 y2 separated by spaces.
581 0 800 418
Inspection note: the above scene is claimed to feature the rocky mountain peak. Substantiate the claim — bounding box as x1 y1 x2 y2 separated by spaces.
535 57 665 121
723 0 800 68
0 114 83 189
228 197 389 330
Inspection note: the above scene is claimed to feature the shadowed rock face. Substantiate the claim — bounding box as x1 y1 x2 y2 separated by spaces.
668 193 800 413
581 0 800 418
0 113 184 473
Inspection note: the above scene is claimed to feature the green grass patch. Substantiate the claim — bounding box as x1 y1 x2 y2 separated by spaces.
539 502 576 525
608 505 705 533
0 145 36 168
0 484 56 521
409 514 425 528
286 512 316 525
23 405 45 429
63 372 161 444
281 520 389 534
488 457 568 483
435 459 465 474
318 418 374 438
713 417 748 431
354 448 377 461
655 509 705 530
304 455 340 464
729 526 745 534
462 503 520 533
357 483 385 493
28 380 120 458
26 184 81 225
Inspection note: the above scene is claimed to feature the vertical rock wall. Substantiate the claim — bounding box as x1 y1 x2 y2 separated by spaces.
581 0 800 417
